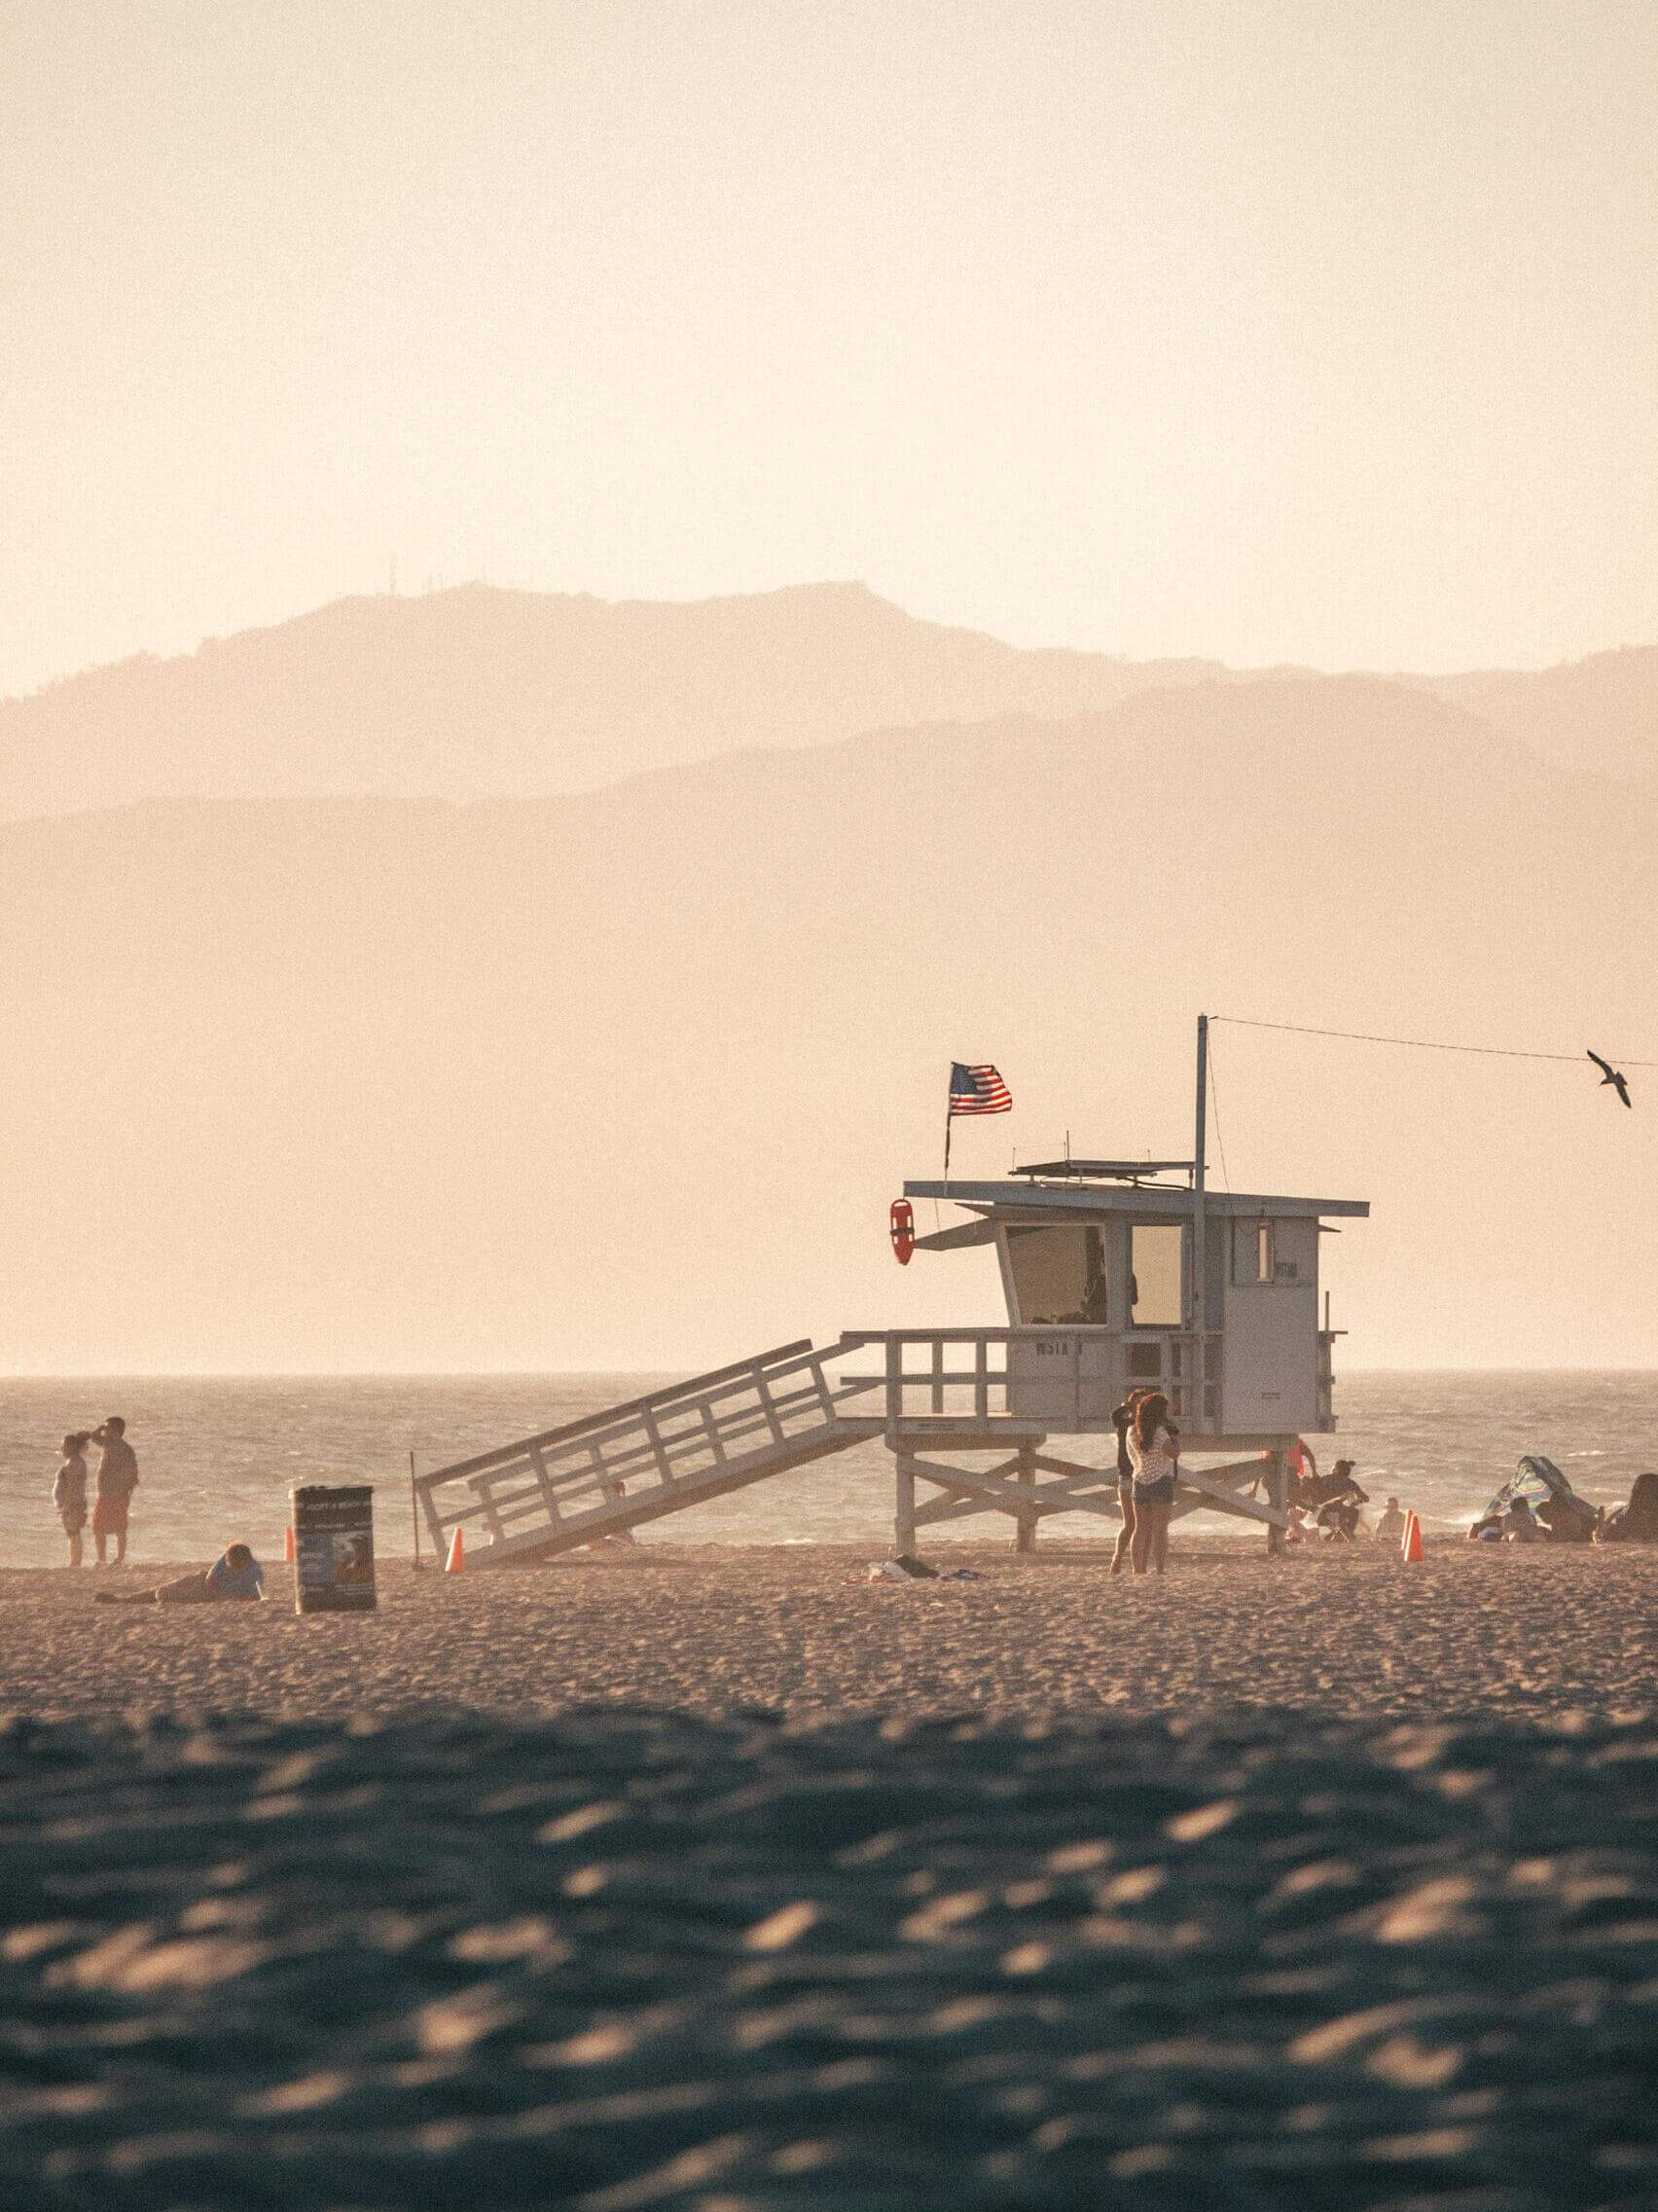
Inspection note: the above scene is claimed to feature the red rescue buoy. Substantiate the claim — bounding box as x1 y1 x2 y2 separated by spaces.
889 1198 916 1265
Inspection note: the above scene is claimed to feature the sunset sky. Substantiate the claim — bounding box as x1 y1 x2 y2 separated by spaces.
5 0 1653 701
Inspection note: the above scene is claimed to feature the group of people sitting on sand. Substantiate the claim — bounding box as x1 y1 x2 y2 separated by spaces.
1467 1497 1551 1543
1464 1470 1658 1544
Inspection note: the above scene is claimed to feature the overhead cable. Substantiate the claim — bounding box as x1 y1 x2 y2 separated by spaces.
1212 1016 1657 1070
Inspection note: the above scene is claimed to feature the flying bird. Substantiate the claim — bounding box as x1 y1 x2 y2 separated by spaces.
1588 1049 1633 1108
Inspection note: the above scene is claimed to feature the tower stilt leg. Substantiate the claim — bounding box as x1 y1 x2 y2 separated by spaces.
1266 1447 1287 1555
894 1455 917 1558
1014 1441 1037 1553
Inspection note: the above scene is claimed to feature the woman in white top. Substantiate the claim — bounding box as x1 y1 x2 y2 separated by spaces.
1127 1390 1178 1575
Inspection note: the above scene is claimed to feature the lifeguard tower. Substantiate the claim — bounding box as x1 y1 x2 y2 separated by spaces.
414 1019 1368 1562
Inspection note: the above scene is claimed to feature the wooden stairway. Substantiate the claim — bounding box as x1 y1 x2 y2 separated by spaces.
414 1338 883 1566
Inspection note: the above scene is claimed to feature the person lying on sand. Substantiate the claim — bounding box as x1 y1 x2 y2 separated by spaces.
93 1542 267 1606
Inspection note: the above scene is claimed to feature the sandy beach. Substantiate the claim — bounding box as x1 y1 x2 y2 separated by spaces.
5 1541 1654 1727
5 1547 1656 2208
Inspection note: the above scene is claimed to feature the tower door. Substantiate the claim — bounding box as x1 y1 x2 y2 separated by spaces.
1221 1216 1319 1432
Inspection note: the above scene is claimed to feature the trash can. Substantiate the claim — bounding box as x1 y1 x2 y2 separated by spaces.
291 1483 377 1613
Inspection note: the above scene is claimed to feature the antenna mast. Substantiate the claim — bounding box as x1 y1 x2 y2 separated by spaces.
1193 1014 1208 1339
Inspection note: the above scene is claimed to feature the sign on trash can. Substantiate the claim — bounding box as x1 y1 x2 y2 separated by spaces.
290 1483 377 1613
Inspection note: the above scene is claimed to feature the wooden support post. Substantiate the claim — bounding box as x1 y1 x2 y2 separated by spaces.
755 1366 786 1446
472 1479 506 1545
1265 1446 1288 1555
1014 1439 1037 1553
527 1441 560 1521
589 1439 619 1503
894 1454 917 1557
420 1479 447 1560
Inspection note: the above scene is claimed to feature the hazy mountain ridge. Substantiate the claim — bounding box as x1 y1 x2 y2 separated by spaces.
1424 646 1658 781
0 582 1234 820
10 579 1647 825
5 672 1655 1373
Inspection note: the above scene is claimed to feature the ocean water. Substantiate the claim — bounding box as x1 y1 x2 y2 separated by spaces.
2 1368 1652 1570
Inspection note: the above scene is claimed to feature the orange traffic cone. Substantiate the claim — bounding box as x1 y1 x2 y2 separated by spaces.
1402 1511 1424 1563
445 1526 465 1575
284 1524 295 1563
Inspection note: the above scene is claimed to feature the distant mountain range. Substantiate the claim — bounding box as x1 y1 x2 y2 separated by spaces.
3 581 1652 820
1426 647 1658 782
4 671 1655 1372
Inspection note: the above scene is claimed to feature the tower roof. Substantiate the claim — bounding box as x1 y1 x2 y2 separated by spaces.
905 1179 1368 1219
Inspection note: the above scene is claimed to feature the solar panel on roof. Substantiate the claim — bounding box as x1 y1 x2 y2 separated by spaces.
1010 1161 1185 1181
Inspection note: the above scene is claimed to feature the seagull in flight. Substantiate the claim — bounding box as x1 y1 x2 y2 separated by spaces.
1588 1049 1633 1108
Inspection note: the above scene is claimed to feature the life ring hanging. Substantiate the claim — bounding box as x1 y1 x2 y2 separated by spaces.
889 1198 916 1265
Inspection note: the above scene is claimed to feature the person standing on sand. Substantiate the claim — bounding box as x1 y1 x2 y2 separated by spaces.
1127 1390 1178 1575
90 1417 139 1565
1109 1390 1148 1577
53 1432 90 1566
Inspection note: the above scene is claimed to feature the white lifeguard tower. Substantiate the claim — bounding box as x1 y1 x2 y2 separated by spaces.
903 1161 1360 1440
414 1019 1369 1563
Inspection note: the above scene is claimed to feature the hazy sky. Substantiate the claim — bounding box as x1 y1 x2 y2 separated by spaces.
4 0 1654 700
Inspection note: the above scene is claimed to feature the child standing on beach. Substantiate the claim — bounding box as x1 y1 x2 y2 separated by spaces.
53 1433 90 1566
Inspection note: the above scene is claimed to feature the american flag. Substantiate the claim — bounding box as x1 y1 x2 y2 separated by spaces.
949 1063 1012 1116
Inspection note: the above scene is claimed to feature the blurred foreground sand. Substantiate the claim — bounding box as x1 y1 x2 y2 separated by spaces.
5 1546 1656 2207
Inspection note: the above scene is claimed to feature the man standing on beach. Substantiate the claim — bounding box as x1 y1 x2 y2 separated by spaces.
90 1417 139 1565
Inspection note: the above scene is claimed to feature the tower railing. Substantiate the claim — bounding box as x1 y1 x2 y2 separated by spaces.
833 1326 1226 1432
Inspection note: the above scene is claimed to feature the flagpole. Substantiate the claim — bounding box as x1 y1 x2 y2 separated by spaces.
944 1071 953 1188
